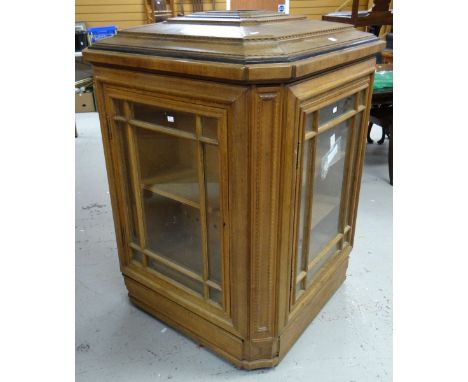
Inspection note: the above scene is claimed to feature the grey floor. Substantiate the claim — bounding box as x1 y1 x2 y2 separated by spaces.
76 112 392 382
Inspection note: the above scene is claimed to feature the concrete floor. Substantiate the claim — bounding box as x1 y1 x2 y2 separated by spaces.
76 112 392 382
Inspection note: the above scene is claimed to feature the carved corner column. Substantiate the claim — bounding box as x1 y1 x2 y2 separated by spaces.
246 86 283 365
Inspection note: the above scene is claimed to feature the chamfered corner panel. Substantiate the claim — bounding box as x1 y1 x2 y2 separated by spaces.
83 10 383 369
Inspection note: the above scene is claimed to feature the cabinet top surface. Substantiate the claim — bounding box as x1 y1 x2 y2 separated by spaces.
84 11 384 82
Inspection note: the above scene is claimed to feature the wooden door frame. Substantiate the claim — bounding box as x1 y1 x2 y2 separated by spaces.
93 66 251 339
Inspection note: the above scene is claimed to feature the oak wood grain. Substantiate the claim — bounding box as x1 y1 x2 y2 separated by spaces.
85 10 382 369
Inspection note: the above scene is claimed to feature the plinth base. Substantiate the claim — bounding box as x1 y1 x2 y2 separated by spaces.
124 250 349 370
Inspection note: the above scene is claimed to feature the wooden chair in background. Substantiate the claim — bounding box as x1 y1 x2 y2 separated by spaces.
145 0 173 23
322 0 392 28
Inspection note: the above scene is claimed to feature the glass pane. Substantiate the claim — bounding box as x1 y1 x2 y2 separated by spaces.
308 119 350 263
307 246 338 287
132 249 143 264
136 128 199 205
295 282 304 300
296 138 311 276
143 191 203 275
116 121 138 243
357 90 366 107
204 144 222 284
148 257 203 295
209 288 222 305
305 113 314 133
133 103 196 135
201 116 218 140
120 100 225 299
318 94 355 126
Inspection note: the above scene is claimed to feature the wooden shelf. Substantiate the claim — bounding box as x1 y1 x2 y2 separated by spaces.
143 166 199 209
142 166 220 213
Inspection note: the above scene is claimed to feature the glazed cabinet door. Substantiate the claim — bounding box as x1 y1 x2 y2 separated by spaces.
103 87 230 317
287 64 373 308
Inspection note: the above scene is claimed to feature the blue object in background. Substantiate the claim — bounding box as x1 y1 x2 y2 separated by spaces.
87 25 117 44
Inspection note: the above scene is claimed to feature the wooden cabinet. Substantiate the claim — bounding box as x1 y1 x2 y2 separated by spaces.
84 10 384 369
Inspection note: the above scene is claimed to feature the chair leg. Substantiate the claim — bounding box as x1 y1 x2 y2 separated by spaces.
367 122 374 143
378 124 386 144
388 124 393 185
